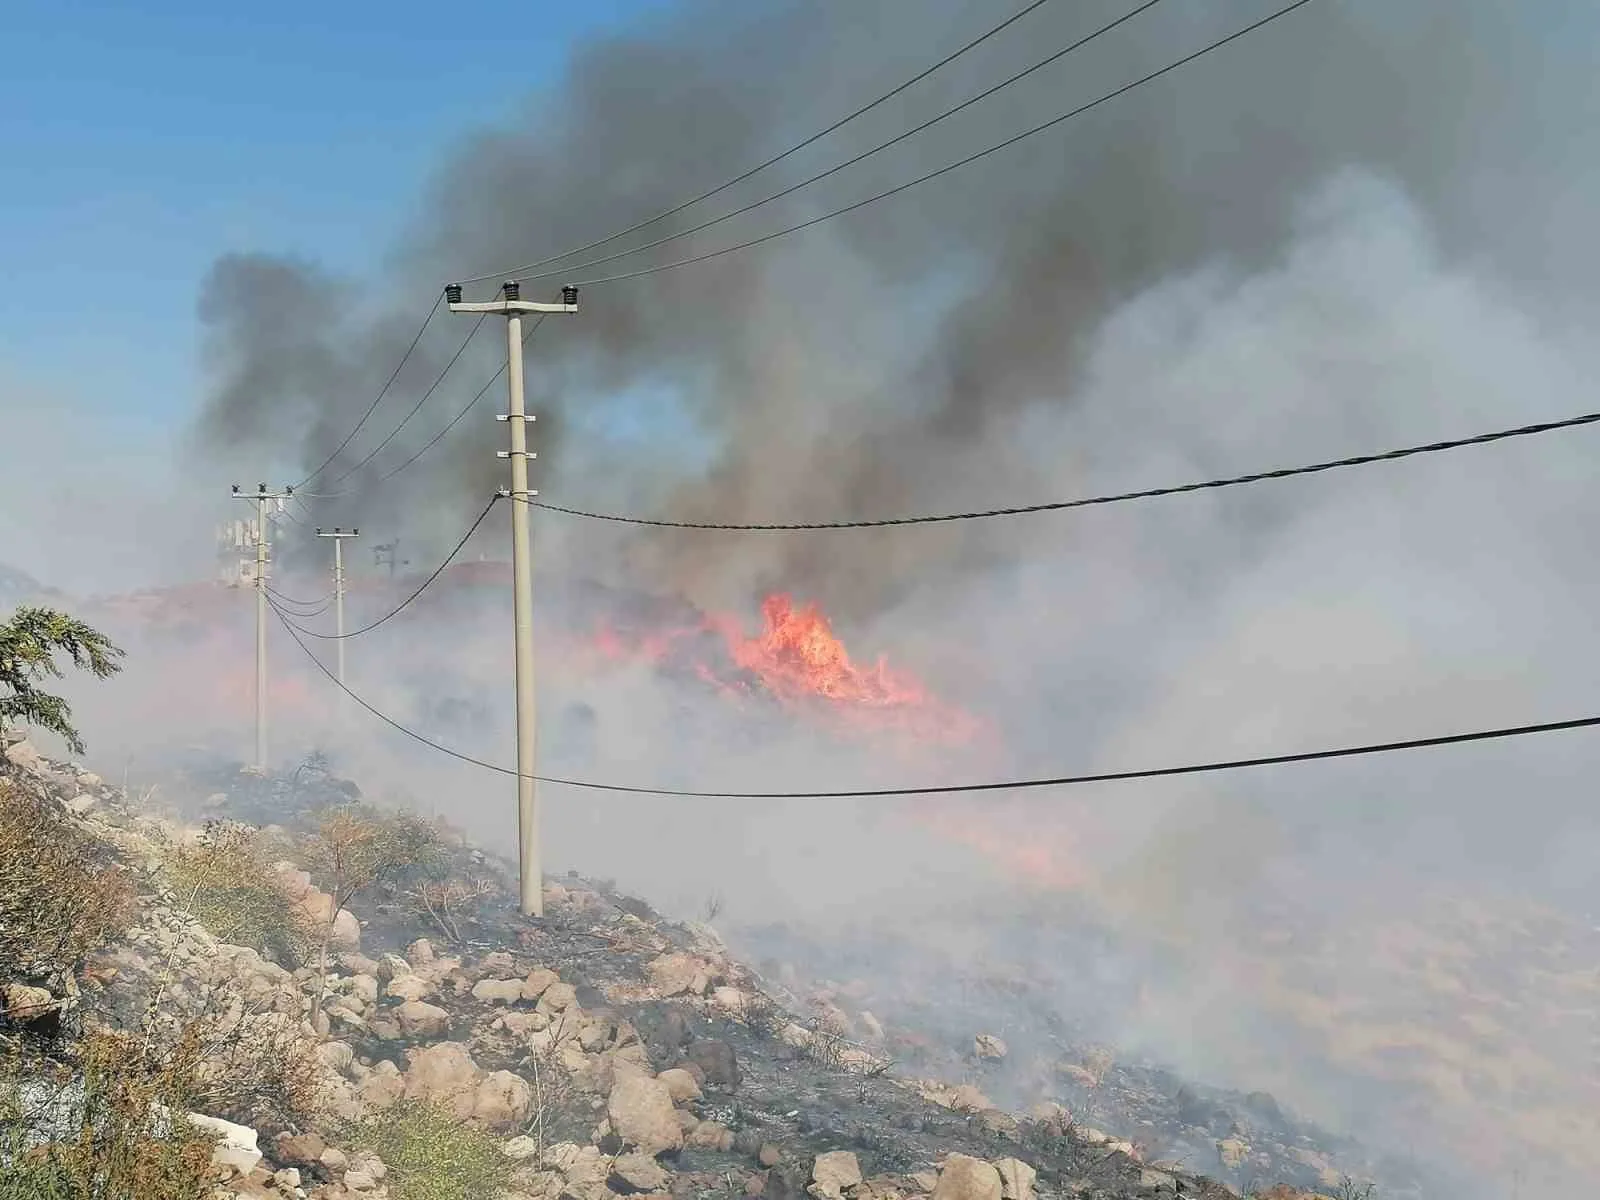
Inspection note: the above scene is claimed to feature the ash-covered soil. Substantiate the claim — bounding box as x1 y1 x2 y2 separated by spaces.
127 755 1434 1200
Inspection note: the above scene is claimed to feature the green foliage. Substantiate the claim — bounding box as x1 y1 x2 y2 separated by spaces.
0 606 123 756
345 1100 514 1200
0 781 134 986
164 821 313 966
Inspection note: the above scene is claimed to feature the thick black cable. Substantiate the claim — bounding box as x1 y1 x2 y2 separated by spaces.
264 585 333 613
521 409 1600 530
571 0 1318 286
303 316 489 498
269 601 1600 796
506 0 1166 287
456 0 1061 287
296 293 443 488
275 497 500 640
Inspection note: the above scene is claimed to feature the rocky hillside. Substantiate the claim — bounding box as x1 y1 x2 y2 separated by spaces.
1 735 1364 1200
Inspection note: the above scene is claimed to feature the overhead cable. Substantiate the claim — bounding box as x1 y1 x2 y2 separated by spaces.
271 602 1600 796
296 293 443 488
485 0 1166 288
455 0 1063 286
274 496 500 640
264 585 333 614
519 409 1600 530
356 317 547 493
302 316 489 498
570 0 1319 287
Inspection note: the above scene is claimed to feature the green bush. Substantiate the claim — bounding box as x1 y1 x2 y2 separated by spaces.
345 1101 514 1200
165 821 312 966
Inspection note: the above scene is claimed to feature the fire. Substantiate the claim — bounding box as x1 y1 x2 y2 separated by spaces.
585 592 989 748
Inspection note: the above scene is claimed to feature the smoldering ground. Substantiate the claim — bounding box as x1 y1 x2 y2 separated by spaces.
63 0 1600 1193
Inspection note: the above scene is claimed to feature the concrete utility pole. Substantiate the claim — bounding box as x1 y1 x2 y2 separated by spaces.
445 279 579 917
315 527 360 686
232 483 294 771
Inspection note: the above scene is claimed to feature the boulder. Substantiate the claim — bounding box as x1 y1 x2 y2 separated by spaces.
359 1060 405 1111
3 740 42 771
65 794 98 815
473 1070 534 1130
504 1135 541 1160
472 978 526 1005
608 1073 682 1156
186 1113 261 1176
711 986 747 1014
320 1146 350 1172
522 967 560 1001
317 1041 356 1073
407 938 435 965
932 1156 1001 1200
387 974 435 1003
656 1067 701 1104
687 1120 734 1151
994 1159 1036 1200
811 1150 863 1198
538 981 578 1015
686 1039 740 1090
646 952 701 997
377 953 412 983
403 1042 484 1120
609 1152 670 1193
396 1000 451 1038
481 950 516 975
2 983 57 1023
273 1132 327 1166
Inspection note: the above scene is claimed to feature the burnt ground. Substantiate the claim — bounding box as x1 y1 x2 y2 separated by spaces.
151 758 1450 1199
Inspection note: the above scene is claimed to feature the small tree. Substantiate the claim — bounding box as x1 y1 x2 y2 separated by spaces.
0 607 124 755
301 805 440 1024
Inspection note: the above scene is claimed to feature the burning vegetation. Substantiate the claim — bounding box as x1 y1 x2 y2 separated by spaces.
584 591 991 750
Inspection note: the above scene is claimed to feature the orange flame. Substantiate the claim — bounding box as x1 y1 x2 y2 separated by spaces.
583 592 989 748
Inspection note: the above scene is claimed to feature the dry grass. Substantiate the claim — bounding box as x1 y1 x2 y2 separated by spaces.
0 1028 217 1200
163 820 315 967
0 780 134 991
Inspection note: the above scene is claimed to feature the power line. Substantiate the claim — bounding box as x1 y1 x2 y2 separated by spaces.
357 317 547 493
264 585 333 614
295 293 443 489
269 599 1600 796
517 409 1600 530
503 0 1167 288
456 0 1063 287
303 316 489 498
570 0 1318 287
274 496 500 640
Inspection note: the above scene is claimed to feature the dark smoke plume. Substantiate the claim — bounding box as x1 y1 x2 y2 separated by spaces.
194 0 1597 619
181 2 1600 1194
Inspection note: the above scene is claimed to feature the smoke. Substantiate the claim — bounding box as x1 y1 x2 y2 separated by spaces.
137 0 1600 1192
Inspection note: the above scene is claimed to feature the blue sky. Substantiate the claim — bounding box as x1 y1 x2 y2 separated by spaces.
0 0 665 443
